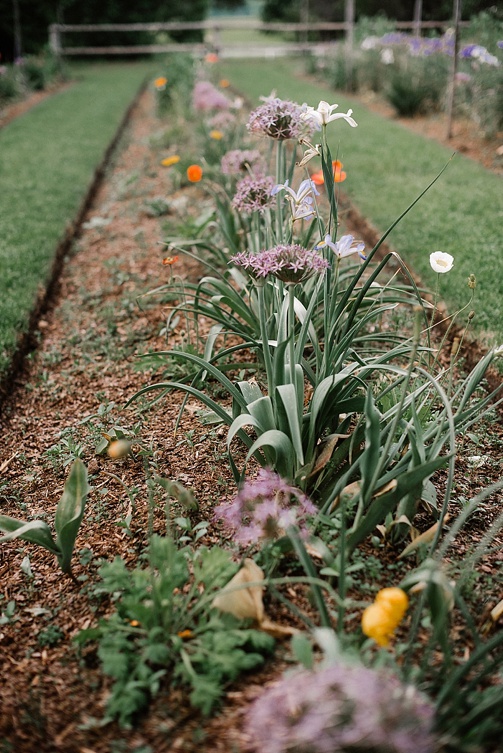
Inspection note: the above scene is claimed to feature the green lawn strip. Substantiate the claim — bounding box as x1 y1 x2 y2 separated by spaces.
0 61 154 378
221 58 502 348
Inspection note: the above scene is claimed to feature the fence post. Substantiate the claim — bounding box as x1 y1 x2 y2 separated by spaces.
49 24 62 57
413 0 423 38
446 0 462 140
345 0 355 89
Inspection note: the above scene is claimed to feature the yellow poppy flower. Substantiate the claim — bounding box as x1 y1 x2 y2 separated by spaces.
161 155 180 167
209 129 224 140
154 76 168 90
361 588 409 647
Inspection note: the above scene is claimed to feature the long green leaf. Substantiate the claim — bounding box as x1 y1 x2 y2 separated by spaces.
0 517 60 555
245 430 295 478
54 459 90 574
276 384 304 466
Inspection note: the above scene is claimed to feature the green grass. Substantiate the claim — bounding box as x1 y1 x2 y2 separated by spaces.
0 61 154 378
220 58 503 348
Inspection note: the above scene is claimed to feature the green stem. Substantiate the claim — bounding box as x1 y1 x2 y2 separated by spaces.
289 527 333 629
257 282 275 399
287 283 296 384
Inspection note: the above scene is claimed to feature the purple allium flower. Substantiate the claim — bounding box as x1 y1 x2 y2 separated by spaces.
214 468 316 546
208 111 237 130
232 174 276 214
221 149 265 176
192 80 231 111
245 662 437 753
231 244 329 285
247 95 315 141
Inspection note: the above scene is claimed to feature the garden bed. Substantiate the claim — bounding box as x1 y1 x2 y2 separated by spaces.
0 66 502 753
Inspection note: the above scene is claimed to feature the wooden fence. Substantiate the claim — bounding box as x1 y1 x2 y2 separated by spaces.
49 19 464 59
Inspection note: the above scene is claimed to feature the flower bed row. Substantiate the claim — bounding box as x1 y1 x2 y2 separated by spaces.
1 53 502 752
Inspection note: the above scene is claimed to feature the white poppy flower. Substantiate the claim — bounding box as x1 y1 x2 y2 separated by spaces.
430 252 454 273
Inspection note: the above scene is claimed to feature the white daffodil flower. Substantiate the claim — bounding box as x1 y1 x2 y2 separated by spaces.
319 234 366 260
430 252 454 273
301 100 358 129
271 179 319 222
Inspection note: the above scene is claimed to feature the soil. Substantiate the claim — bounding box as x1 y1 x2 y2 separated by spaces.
0 81 502 753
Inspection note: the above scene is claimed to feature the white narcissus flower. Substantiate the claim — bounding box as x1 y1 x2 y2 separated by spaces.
430 252 454 273
301 100 358 129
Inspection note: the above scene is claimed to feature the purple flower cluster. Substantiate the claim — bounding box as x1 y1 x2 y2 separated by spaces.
373 31 455 58
192 80 231 112
245 662 437 753
231 244 329 285
221 149 265 176
208 111 237 131
459 43 500 66
214 468 316 546
247 96 315 141
231 174 276 214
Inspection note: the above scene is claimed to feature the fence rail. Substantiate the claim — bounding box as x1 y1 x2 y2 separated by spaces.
49 20 466 58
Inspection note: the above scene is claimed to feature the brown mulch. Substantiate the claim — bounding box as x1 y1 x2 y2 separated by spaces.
0 82 502 753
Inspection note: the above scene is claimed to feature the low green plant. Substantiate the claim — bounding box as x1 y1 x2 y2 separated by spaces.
77 531 274 727
0 459 89 578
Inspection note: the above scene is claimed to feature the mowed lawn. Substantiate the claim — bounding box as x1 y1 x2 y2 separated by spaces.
0 61 153 378
220 58 503 349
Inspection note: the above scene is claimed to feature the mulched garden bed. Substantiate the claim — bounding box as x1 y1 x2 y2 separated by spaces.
0 79 501 753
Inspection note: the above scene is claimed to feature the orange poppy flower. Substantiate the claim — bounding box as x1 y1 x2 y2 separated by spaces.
205 53 219 64
154 76 167 90
177 629 193 640
219 78 230 88
187 164 203 183
310 160 347 186
162 255 179 266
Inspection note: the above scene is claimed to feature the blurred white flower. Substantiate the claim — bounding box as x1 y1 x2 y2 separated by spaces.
381 48 394 65
430 252 454 273
301 100 358 129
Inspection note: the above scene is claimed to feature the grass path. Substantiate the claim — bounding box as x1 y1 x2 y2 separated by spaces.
221 58 502 348
0 61 153 381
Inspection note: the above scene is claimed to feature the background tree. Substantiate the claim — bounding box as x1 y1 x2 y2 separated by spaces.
261 0 500 25
0 0 211 61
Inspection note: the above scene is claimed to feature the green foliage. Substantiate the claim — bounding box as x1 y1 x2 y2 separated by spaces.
0 459 90 577
77 535 274 727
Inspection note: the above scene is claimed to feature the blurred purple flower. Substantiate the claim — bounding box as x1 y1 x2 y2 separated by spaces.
208 111 236 130
247 95 314 140
232 174 276 214
231 244 329 285
192 80 231 111
245 662 437 753
221 149 265 176
214 467 316 545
